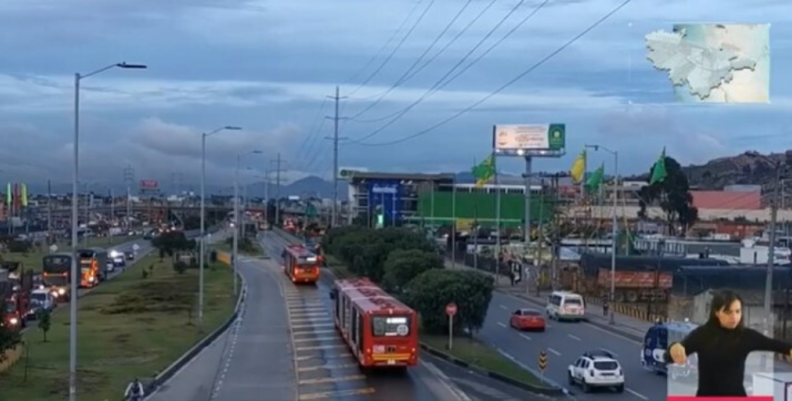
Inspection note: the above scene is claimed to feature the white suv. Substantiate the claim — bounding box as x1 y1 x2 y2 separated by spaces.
568 350 625 393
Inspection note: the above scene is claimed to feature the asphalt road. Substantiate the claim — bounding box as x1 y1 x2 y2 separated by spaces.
481 290 792 400
264 230 554 401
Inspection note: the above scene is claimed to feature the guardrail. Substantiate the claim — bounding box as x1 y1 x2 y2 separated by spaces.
268 227 566 396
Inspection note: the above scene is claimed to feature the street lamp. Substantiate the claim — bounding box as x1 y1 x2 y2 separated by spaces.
199 126 241 329
233 150 262 295
70 61 146 401
585 144 619 325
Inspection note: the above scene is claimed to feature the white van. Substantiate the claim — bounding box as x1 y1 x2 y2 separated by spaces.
546 291 585 321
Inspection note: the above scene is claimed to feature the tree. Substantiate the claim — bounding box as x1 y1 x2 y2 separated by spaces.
151 231 196 258
637 155 699 235
381 249 443 294
37 308 51 342
405 269 494 336
0 299 21 361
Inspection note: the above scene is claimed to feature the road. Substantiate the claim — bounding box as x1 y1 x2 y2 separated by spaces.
481 290 792 400
265 230 556 401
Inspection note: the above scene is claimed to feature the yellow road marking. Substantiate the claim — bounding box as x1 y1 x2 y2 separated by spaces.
291 317 332 324
292 322 334 329
298 388 376 400
295 344 346 351
297 363 358 372
294 335 339 343
298 375 365 385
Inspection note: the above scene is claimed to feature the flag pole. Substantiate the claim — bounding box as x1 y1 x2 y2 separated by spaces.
494 150 501 273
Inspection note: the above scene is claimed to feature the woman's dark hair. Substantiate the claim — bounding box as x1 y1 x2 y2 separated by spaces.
706 289 744 328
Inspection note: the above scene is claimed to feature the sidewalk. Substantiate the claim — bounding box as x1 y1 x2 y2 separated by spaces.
444 259 650 341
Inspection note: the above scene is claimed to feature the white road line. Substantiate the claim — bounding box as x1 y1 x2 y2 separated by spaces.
500 305 508 310
547 348 561 356
626 388 648 400
519 334 532 341
568 334 581 341
423 360 474 401
497 322 507 328
601 348 618 357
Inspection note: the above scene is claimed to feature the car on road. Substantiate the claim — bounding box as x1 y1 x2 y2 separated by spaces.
125 251 135 261
109 250 126 268
546 290 586 321
509 308 546 331
568 350 624 393
25 289 56 321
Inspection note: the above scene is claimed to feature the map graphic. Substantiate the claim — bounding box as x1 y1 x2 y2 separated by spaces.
645 23 770 103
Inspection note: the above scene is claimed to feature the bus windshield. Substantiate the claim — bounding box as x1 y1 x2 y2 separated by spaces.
372 316 411 337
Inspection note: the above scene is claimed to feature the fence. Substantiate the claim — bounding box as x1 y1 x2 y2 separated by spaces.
0 344 23 374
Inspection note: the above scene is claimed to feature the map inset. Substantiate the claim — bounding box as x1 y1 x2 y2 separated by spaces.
645 23 770 103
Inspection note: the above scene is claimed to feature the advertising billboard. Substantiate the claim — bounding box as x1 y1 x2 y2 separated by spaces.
139 180 158 189
492 124 566 157
338 167 369 180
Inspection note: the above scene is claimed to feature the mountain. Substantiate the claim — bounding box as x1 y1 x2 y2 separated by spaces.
629 150 792 189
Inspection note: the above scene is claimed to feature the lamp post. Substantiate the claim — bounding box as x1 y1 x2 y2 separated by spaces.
200 125 242 328
70 61 146 401
585 144 619 325
233 150 262 295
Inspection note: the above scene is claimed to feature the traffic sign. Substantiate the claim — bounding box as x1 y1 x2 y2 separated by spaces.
538 351 548 372
446 303 457 317
132 244 140 251
49 244 58 253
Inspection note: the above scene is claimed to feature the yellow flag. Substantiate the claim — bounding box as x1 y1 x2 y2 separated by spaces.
21 183 28 207
569 149 586 183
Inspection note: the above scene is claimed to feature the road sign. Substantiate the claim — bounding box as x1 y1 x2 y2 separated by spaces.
446 302 457 351
132 244 140 251
446 303 457 317
49 244 58 253
539 351 548 372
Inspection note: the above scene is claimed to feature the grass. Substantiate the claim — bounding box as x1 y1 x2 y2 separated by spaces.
214 238 266 257
0 236 143 272
0 250 236 400
320 250 544 388
421 334 544 387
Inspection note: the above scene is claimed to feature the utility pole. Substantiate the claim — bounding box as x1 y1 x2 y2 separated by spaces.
123 165 135 229
270 154 287 226
47 180 53 244
764 162 784 360
325 86 348 228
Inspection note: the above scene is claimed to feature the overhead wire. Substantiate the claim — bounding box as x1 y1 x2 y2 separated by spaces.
352 0 633 147
346 0 475 120
345 0 437 98
351 0 499 124
292 98 329 167
343 0 537 143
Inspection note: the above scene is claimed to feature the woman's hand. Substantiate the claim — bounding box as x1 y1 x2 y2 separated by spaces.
670 343 687 364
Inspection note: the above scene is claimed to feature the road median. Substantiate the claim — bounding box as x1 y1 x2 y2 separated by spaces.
0 249 238 400
270 227 563 396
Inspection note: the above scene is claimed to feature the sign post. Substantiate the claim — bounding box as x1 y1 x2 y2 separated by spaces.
539 350 548 380
446 302 457 351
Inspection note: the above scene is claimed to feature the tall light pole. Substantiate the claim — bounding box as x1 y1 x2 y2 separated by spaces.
585 144 619 325
234 150 262 295
200 125 242 328
71 61 146 401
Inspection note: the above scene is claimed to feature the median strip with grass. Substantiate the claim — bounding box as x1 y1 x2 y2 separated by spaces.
1 236 143 272
0 250 236 400
214 236 266 257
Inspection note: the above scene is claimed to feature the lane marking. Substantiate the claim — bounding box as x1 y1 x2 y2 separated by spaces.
500 305 508 310
626 388 649 400
568 334 581 341
293 329 336 336
297 363 358 372
298 388 376 400
547 348 561 356
292 322 334 329
295 344 346 351
423 360 474 401
298 374 365 385
497 322 507 328
293 335 339 343
290 306 326 313
290 312 329 318
296 354 356 362
519 334 532 341
291 317 332 324
601 348 618 357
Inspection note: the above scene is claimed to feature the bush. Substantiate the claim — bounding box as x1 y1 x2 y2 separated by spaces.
381 249 443 294
6 240 31 253
405 269 494 336
0 299 21 360
173 260 188 275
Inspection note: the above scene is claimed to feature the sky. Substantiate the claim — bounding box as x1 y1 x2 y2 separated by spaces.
1 0 790 192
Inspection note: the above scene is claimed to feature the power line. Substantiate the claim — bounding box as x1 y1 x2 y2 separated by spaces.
351 0 499 124
293 98 329 163
354 0 633 147
346 0 475 121
343 0 535 144
344 0 436 98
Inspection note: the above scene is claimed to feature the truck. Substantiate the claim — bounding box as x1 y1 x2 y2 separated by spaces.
77 248 108 286
42 253 73 301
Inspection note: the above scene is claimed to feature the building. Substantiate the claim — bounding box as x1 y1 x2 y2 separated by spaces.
345 172 455 227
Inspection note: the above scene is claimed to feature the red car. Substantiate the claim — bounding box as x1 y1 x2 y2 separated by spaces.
510 308 546 331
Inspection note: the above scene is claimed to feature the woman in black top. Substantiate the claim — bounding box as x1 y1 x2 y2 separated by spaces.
668 289 792 396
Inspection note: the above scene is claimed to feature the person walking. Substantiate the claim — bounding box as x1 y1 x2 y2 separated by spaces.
124 378 145 401
667 289 792 396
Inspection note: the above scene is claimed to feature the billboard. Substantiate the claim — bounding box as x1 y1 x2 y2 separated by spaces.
338 167 369 180
493 124 566 157
139 180 158 189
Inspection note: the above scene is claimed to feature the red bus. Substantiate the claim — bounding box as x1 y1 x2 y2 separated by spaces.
330 278 419 369
281 244 321 284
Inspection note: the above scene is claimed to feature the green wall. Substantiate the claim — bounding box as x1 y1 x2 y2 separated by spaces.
416 191 552 227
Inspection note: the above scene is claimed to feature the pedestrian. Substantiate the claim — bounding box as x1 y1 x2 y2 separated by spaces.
602 300 609 316
667 289 792 396
124 378 145 400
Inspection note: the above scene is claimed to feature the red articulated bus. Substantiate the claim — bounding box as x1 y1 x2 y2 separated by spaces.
281 244 321 284
330 278 419 369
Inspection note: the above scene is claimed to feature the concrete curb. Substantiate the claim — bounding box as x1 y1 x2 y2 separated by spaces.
143 271 247 397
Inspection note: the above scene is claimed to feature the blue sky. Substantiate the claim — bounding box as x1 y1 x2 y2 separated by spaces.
0 0 789 188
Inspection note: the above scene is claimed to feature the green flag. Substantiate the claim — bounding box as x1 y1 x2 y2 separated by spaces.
472 154 496 187
586 163 605 192
649 147 668 185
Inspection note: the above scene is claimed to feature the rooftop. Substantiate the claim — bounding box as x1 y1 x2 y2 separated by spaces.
346 172 456 182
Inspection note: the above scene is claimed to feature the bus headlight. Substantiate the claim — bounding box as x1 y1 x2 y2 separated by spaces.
9 318 18 326
58 288 66 295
